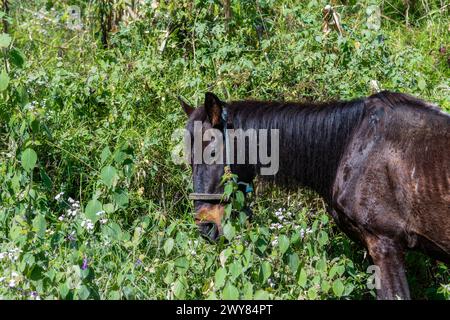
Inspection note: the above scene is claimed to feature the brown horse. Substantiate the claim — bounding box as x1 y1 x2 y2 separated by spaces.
180 91 450 300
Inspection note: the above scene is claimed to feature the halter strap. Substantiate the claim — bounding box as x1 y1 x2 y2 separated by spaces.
189 193 223 201
222 108 233 166
188 107 253 202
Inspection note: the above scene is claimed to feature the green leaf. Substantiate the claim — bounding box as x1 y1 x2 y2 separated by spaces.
103 203 115 214
235 190 245 206
163 238 174 256
0 33 11 48
298 269 307 288
77 285 90 300
224 183 233 197
229 262 241 280
39 168 52 189
316 258 327 272
16 85 29 107
206 292 218 300
32 214 46 238
223 222 235 241
108 290 121 300
243 282 253 299
332 279 345 297
344 283 355 296
9 48 26 68
307 287 318 299
59 282 70 299
278 234 290 254
318 230 329 246
260 261 272 283
254 289 269 300
174 257 189 274
222 283 239 300
100 165 118 187
100 146 112 164
336 265 345 276
287 252 300 274
418 78 426 91
321 280 331 293
113 190 129 208
329 265 339 278
21 148 37 172
85 199 102 223
173 279 186 299
214 267 227 288
224 203 232 218
113 150 128 165
0 70 10 91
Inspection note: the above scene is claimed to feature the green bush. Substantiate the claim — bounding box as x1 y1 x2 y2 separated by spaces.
0 0 448 299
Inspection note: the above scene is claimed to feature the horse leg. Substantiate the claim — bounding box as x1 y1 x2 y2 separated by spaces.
366 236 410 300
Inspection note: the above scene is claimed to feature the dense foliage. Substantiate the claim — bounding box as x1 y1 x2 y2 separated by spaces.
0 0 449 300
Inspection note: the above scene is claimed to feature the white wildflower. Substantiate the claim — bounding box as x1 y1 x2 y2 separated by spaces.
82 219 94 231
30 291 40 300
8 249 20 262
300 227 313 238
269 222 283 230
370 79 381 93
54 192 64 201
8 279 16 287
300 229 305 238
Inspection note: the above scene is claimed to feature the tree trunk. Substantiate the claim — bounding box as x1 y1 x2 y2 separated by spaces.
224 0 231 34
2 0 9 33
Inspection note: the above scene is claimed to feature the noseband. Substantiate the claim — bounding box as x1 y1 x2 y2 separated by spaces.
188 107 253 202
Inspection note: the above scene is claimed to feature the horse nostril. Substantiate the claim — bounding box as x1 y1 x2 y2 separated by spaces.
198 222 220 242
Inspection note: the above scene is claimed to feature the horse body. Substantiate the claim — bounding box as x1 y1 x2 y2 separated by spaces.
331 92 450 299
182 91 450 299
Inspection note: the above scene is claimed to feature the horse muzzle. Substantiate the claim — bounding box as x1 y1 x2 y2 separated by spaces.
194 204 224 242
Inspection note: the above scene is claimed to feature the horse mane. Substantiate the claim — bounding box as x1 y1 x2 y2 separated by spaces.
370 90 443 113
228 95 368 200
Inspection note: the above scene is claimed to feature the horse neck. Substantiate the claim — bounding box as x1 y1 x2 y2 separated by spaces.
230 99 366 201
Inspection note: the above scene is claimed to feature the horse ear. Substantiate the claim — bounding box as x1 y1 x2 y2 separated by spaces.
204 92 223 127
178 96 194 116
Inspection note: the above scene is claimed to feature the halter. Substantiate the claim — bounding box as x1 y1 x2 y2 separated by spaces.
189 107 253 202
